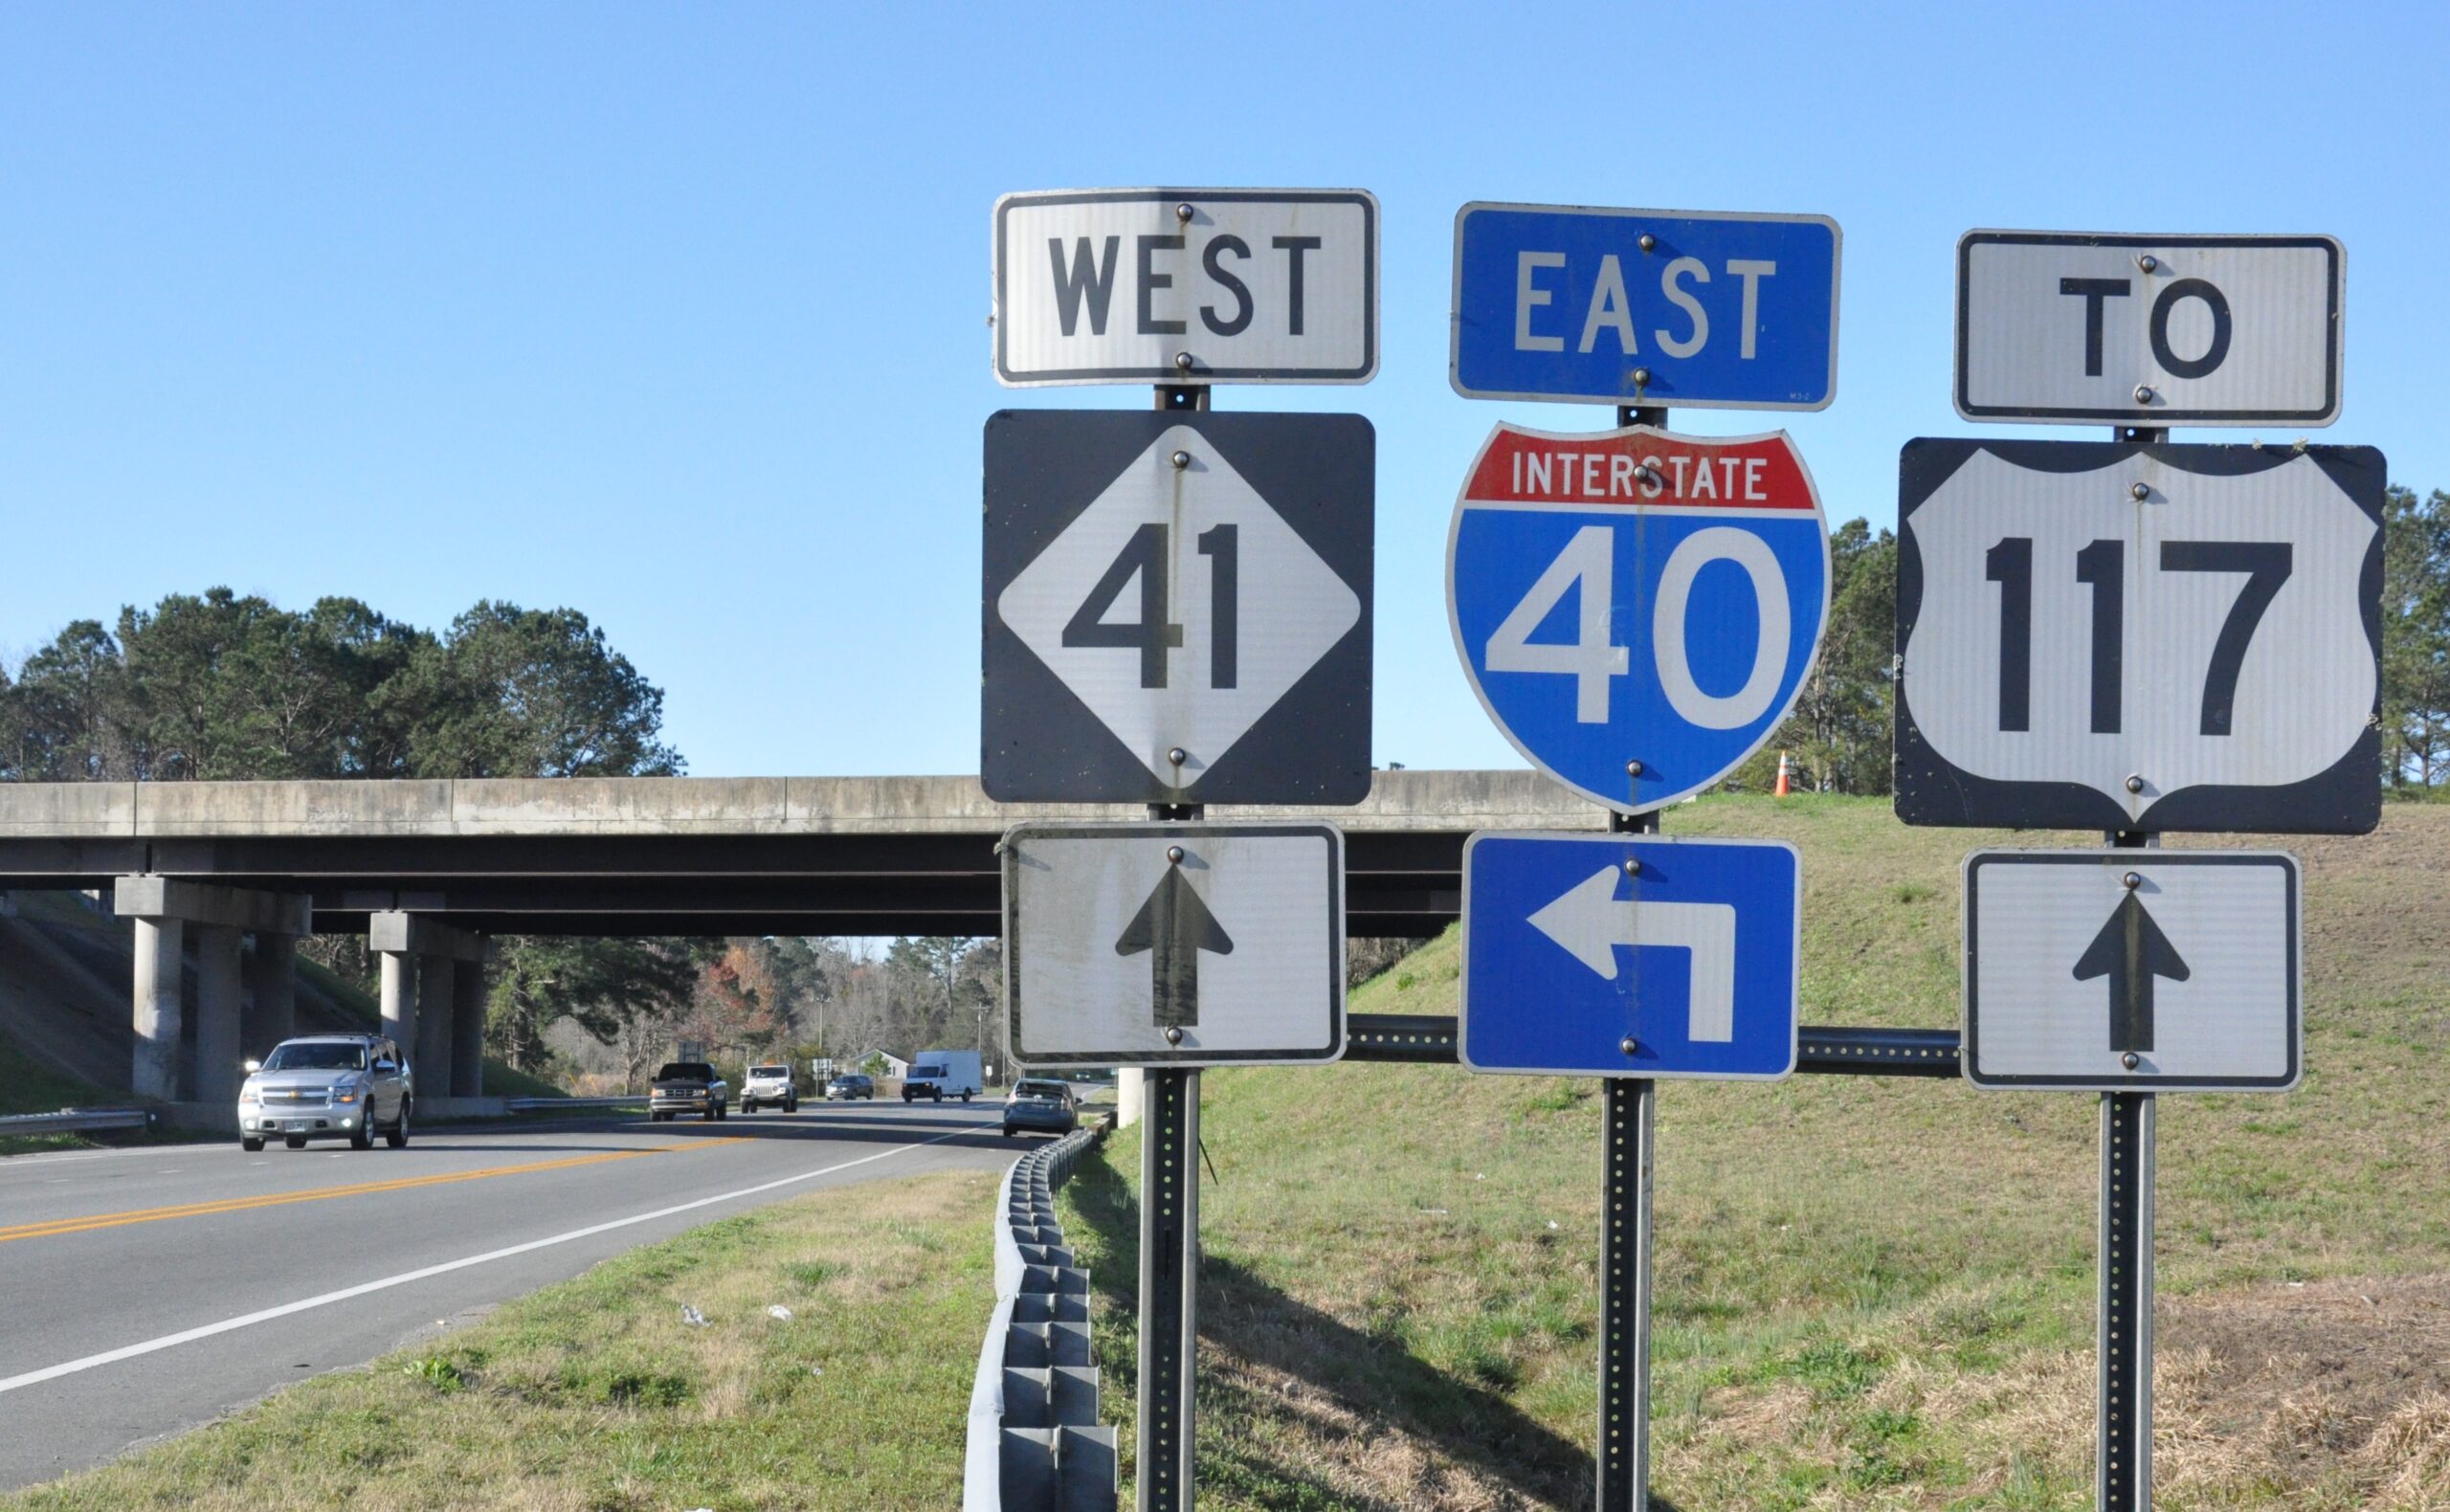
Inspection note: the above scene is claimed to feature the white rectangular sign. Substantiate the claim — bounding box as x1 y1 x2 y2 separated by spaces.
1002 822 1345 1068
993 189 1377 386
1956 232 2342 426
1963 850 2300 1092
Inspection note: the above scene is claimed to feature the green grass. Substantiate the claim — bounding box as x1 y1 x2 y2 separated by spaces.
0 1167 1003 1512
1058 793 2450 1510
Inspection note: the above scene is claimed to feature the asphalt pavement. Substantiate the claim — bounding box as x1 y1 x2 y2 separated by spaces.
0 1097 1025 1490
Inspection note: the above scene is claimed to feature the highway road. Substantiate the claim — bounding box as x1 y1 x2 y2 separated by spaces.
0 1098 1023 1490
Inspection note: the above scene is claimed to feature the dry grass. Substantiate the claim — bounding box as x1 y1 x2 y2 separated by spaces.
0 1169 1000 1511
1059 794 2450 1510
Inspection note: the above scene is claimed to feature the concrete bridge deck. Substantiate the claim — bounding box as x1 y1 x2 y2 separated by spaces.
0 770 1596 937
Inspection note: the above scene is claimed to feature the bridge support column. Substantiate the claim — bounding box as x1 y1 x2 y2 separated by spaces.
370 912 487 1098
194 925 245 1106
451 953 487 1098
117 878 312 1104
247 933 297 1056
132 917 185 1101
379 949 416 1056
415 954 454 1089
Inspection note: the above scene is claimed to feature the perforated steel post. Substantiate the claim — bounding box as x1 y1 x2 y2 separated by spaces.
1599 1076 1656 1507
2098 825 2157 1511
2099 1089 2155 1509
1598 800 1660 1508
1138 1064 1200 1512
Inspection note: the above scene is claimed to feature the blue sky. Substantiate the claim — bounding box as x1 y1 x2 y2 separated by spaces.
4 2 2442 778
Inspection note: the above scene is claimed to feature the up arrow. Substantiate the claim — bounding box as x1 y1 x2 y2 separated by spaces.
1527 866 1739 1042
1115 865 1236 1031
2071 891 2192 1055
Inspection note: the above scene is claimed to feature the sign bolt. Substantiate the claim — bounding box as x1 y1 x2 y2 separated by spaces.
1637 233 1657 253
2122 1051 2142 1071
1174 201 1194 223
1165 1026 1184 1045
2137 254 2159 274
2129 482 2150 501
1632 367 1653 389
1173 351 1194 372
1166 845 1186 865
1169 450 1192 471
1625 760 1644 777
2124 774 2146 794
1168 746 1187 766
2134 384 2156 405
2123 872 2143 891
1622 857 1641 878
1620 1035 1639 1056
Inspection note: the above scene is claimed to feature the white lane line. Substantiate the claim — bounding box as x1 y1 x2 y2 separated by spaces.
0 1125 990 1396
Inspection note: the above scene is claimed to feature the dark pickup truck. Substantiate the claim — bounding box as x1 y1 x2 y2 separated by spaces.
649 1061 729 1123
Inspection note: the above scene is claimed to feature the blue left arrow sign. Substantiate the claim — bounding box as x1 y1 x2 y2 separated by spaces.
1460 832 1800 1080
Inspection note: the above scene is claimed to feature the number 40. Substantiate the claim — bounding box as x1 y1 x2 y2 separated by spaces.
1483 524 1793 729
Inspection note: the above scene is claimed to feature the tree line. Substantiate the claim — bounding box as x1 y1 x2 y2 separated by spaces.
1742 491 2450 797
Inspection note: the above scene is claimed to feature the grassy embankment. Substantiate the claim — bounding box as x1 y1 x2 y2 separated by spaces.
1057 794 2450 1510
1 1167 1004 1512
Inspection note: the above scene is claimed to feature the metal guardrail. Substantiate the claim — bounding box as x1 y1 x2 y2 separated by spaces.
0 1107 154 1134
1346 1012 1964 1078
501 1097 645 1112
964 1118 1116 1512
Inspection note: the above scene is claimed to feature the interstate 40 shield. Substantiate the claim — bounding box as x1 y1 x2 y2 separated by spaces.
1448 424 1831 813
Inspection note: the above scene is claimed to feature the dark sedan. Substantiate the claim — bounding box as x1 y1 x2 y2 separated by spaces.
824 1074 875 1101
1002 1079 1080 1138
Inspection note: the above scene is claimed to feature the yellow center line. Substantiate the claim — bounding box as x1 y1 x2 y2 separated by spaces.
0 1136 753 1245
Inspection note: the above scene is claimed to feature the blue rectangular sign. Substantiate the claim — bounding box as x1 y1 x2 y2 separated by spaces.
1460 832 1800 1079
1451 203 1840 411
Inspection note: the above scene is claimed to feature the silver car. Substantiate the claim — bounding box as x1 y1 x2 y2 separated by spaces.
237 1034 413 1152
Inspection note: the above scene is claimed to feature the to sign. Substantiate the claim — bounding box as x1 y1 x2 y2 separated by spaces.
993 189 1377 386
1001 822 1345 1068
983 411 1373 805
1459 833 1798 1079
1448 423 1830 813
1453 203 1840 410
1956 232 2344 425
1895 438 2384 834
1964 850 2300 1092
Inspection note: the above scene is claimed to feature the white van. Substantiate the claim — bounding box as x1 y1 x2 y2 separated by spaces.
902 1049 983 1102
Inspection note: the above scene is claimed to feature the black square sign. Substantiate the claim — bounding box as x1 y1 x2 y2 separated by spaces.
982 411 1374 805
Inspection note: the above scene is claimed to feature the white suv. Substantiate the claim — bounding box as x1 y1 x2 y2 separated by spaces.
739 1063 798 1114
238 1034 412 1152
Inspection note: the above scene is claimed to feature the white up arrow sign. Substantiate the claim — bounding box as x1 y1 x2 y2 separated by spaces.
1527 866 1737 1041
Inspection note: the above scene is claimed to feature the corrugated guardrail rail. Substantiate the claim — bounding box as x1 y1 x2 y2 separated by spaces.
964 1120 1117 1512
0 1107 154 1134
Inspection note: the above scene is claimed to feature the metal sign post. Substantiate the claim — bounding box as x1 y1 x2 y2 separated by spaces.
1597 798 1656 1511
2098 826 2153 1512
2100 1083 2154 1510
1138 1060 1199 1512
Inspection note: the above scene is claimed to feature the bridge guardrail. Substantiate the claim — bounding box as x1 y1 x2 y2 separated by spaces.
0 1107 154 1134
502 1097 645 1112
964 1117 1116 1512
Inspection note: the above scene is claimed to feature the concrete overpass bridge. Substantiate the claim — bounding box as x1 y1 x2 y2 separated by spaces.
0 770 1592 1108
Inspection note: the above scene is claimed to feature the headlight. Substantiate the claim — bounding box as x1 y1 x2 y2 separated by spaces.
332 1087 360 1104
239 1083 259 1104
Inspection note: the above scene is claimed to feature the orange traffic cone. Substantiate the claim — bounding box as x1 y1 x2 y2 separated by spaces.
1773 750 1793 797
